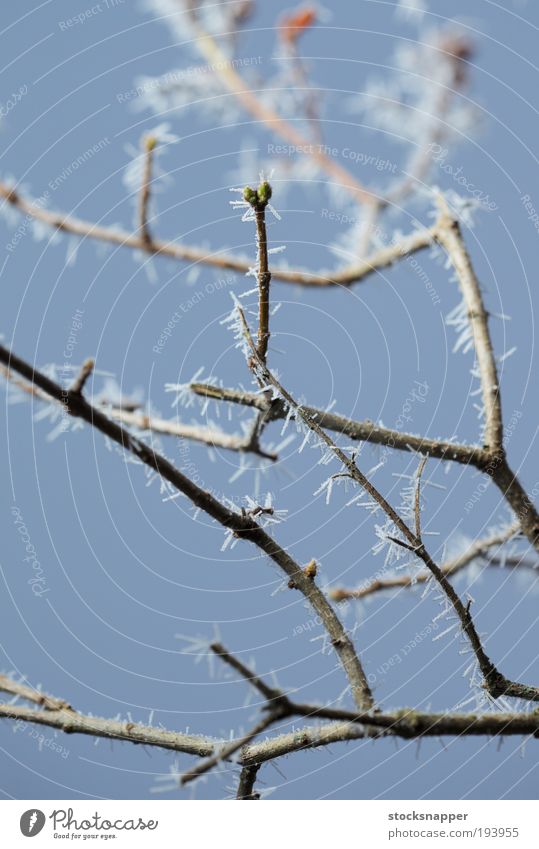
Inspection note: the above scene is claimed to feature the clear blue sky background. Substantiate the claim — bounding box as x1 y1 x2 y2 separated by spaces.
1 0 539 800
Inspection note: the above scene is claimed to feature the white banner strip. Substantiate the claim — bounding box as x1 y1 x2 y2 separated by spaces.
1 799 536 847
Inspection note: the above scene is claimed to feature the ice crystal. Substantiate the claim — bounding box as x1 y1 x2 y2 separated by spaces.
395 0 428 23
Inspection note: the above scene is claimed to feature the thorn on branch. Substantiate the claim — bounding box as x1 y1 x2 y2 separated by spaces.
69 358 94 396
236 764 261 800
288 559 318 590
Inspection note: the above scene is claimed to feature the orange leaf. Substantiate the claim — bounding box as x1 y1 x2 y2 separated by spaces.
279 6 316 44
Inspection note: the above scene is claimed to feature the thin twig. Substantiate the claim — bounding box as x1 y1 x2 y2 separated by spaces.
436 198 502 452
386 35 473 206
0 181 435 288
414 455 428 539
181 714 277 786
0 675 71 711
255 203 271 363
210 642 283 704
69 358 94 395
138 136 156 245
241 181 273 365
0 365 276 459
189 382 488 467
0 701 214 756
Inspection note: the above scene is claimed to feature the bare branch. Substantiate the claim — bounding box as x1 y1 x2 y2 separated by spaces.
210 642 283 705
435 199 539 551
386 35 473 207
243 183 273 365
0 181 435 288
436 198 502 452
0 702 214 757
0 364 276 459
0 343 373 712
414 455 428 539
108 408 276 460
3 694 539 773
242 710 539 767
190 382 487 466
0 676 71 711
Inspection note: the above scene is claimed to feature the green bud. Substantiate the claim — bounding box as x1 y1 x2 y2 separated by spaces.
257 181 272 204
243 185 258 205
144 135 158 152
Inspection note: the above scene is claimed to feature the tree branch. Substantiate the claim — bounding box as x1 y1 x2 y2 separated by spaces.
0 342 372 712
0 181 435 288
3 692 539 773
0 675 71 711
435 199 539 551
436 198 503 452
0 364 276 460
189 382 487 466
241 710 539 767
0 702 214 757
